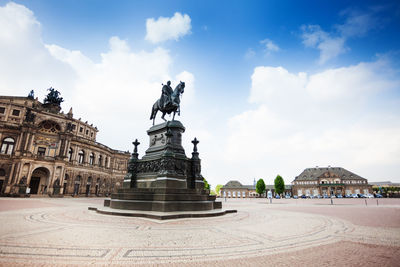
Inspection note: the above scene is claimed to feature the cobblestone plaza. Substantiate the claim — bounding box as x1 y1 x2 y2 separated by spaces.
0 197 399 266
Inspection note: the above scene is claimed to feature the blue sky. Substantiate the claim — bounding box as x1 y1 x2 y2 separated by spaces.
1 0 400 186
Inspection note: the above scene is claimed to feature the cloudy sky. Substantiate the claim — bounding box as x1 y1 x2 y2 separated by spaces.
1 0 399 186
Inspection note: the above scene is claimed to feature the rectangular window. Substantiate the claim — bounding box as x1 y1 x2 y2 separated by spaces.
79 127 83 133
12 109 20 116
86 130 89 135
0 107 5 114
38 147 46 156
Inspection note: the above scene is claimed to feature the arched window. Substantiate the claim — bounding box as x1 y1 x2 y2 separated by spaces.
89 153 95 165
68 148 73 162
98 155 103 167
1 137 15 155
105 157 108 168
78 150 85 164
87 177 92 184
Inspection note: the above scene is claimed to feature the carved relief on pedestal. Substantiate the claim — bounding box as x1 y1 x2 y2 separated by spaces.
150 133 166 147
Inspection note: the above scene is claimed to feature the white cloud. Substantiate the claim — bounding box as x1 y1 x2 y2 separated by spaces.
46 37 197 152
301 25 347 64
260 38 280 54
249 66 307 104
306 61 397 101
0 2 76 100
145 12 191 43
301 7 381 64
0 2 195 154
337 8 378 38
225 62 400 184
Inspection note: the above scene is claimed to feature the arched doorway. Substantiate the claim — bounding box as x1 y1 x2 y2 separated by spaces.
95 178 100 196
73 175 81 196
86 177 92 196
29 167 50 194
63 174 69 194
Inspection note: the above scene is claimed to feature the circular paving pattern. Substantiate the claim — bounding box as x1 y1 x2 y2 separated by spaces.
0 198 398 266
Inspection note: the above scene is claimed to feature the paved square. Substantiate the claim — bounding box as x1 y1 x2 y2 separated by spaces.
0 197 399 266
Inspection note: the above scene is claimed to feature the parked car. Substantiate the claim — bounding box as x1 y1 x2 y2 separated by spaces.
365 194 374 198
375 193 383 198
275 195 281 199
301 195 307 199
336 194 343 198
293 195 298 199
345 194 352 198
285 195 291 199
323 195 329 198
351 194 359 198
316 195 322 199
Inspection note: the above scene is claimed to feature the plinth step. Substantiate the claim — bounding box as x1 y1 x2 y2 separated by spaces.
108 199 220 212
111 193 214 201
90 206 237 220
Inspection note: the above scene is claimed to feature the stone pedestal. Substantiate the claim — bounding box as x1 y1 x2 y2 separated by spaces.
107 121 221 212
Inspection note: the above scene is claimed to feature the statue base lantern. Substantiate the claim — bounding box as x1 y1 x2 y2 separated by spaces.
92 121 233 218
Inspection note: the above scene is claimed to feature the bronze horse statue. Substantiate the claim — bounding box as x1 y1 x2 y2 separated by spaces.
150 81 185 125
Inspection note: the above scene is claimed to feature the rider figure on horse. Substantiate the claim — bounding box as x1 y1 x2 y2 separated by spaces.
161 81 173 109
150 80 185 125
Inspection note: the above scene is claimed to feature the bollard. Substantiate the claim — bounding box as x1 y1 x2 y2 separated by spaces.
330 197 333 205
377 199 379 206
365 198 367 206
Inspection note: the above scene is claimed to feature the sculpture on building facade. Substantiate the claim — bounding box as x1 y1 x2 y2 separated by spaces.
24 108 35 123
27 90 35 99
43 87 64 106
150 81 185 125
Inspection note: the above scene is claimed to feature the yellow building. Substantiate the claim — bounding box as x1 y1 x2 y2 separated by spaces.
0 91 129 196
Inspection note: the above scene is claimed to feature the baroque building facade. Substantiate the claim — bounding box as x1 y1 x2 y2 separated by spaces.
0 93 130 196
292 166 372 197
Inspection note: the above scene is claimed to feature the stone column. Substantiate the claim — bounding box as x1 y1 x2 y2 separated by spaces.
124 139 140 189
190 137 204 189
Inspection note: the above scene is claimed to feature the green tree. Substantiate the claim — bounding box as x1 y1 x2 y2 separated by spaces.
203 178 210 190
274 175 285 196
215 184 223 196
256 179 266 197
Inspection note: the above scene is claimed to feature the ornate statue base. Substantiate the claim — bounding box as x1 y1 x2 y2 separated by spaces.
95 121 228 215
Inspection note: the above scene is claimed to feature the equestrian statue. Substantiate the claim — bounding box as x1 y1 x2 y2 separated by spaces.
150 81 185 125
